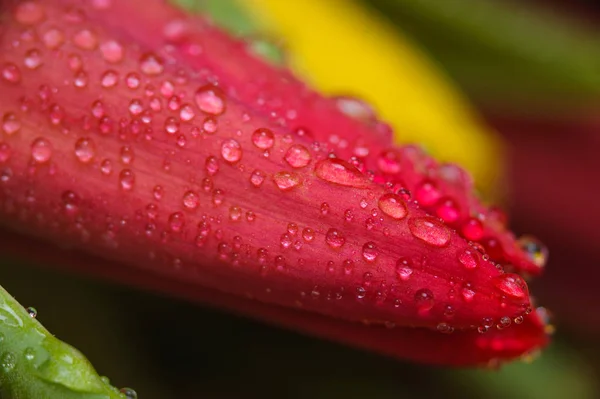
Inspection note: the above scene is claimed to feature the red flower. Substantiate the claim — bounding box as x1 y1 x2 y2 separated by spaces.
0 0 549 366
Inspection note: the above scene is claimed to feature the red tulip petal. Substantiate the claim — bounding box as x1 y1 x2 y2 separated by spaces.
0 0 547 365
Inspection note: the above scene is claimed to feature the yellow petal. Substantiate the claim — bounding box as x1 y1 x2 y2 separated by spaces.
237 0 503 196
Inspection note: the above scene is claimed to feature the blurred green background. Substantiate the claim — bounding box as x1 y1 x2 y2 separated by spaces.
4 0 600 397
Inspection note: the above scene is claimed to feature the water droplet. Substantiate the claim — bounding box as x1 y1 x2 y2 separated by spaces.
119 387 138 399
15 1 46 25
273 171 300 191
248 169 265 187
140 52 164 75
408 217 451 247
31 137 52 163
362 242 378 262
461 284 475 302
334 96 375 122
24 49 42 70
325 228 345 249
436 198 460 223
461 218 484 241
42 28 65 49
100 40 124 63
100 159 113 175
320 202 330 215
1 352 16 372
377 150 401 174
221 139 242 163
212 189 224 206
119 146 134 165
24 347 35 361
182 190 199 210
414 289 435 313
493 274 528 299
314 158 370 188
119 169 135 191
356 286 367 299
458 249 480 270
101 70 119 88
128 99 144 116
168 212 185 232
126 72 141 89
517 235 548 268
396 257 413 281
2 63 21 84
73 29 98 50
2 112 21 135
378 193 408 220
26 307 37 318
164 117 179 135
251 128 275 150
302 228 315 242
195 84 226 115
284 144 311 168
179 104 195 121
414 180 441 207
202 117 218 134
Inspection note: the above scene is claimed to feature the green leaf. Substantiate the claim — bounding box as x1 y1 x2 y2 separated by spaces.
0 284 128 399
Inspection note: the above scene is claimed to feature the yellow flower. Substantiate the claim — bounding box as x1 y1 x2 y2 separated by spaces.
239 0 503 196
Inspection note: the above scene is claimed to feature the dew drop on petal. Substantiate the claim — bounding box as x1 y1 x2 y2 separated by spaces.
461 217 484 241
119 387 138 399
378 193 407 220
195 84 226 115
414 289 435 313
249 169 266 187
73 29 98 50
251 128 275 150
119 169 135 191
182 190 199 210
314 158 370 188
2 113 21 135
24 49 42 70
396 257 413 281
325 228 345 249
100 40 124 63
362 242 378 262
2 63 21 84
100 70 119 88
436 198 460 223
408 217 451 247
273 171 300 191
221 139 242 163
31 137 52 163
74 137 96 163
284 144 311 168
140 52 164 75
493 274 528 299
168 212 185 232
15 1 46 25
458 249 480 270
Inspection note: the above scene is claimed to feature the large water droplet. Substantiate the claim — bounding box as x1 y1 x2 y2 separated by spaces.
273 171 301 191
517 235 548 268
31 137 52 163
436 198 460 223
42 28 65 49
408 217 451 247
314 158 370 188
251 128 275 150
414 180 441 207
195 84 226 115
493 274 528 299
325 228 345 249
378 193 408 220
24 49 42 70
221 139 242 163
73 29 98 50
284 144 311 168
101 70 119 88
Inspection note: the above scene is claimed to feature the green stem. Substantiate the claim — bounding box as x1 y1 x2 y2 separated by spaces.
0 284 129 398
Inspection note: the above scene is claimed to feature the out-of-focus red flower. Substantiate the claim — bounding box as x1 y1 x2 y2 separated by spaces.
0 0 549 366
